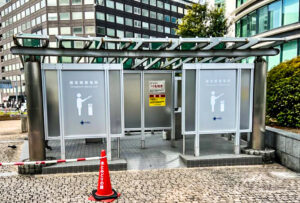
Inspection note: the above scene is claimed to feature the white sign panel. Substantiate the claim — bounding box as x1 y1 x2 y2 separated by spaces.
62 71 106 136
149 80 165 93
199 70 237 131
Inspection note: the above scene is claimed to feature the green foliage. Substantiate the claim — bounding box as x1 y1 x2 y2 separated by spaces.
267 56 300 127
176 4 228 37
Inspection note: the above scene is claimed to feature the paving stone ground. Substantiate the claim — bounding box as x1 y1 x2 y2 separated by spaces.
0 164 299 202
0 121 300 202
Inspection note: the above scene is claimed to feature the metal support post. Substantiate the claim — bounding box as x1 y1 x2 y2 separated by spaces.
141 72 145 149
235 68 242 155
252 57 267 150
171 71 176 147
194 69 200 157
117 137 120 158
105 69 112 161
24 62 45 161
183 135 185 155
194 134 200 156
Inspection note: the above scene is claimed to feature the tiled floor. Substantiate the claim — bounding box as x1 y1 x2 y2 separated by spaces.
47 133 245 170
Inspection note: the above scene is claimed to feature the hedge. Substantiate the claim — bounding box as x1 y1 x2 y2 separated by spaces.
266 56 300 127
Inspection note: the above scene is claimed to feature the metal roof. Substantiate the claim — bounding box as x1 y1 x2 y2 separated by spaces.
11 33 287 69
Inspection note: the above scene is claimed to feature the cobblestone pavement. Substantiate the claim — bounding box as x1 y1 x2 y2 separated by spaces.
0 164 299 202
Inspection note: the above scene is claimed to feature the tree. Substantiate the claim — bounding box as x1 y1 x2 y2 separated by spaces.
176 4 228 38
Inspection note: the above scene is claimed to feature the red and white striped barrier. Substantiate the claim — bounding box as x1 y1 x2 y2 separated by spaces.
0 156 106 166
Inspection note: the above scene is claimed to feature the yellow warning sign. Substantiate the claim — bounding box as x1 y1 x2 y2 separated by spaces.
149 94 166 107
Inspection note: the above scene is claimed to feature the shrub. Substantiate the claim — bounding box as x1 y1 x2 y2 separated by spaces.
266 56 300 127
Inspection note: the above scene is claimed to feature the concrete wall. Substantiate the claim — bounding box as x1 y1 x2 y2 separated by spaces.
265 126 300 172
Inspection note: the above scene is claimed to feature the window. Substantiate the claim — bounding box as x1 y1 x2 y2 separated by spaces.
157 13 163 21
107 28 115 36
96 12 105 20
59 0 69 5
72 0 82 5
116 16 124 24
150 0 156 6
60 12 70 20
85 12 94 19
248 11 256 36
171 16 177 24
36 3 41 10
157 25 163 32
267 46 281 70
283 0 299 25
49 27 58 35
97 26 105 35
47 0 57 6
116 2 123 11
125 18 133 26
241 16 248 37
171 5 177 12
60 27 71 35
142 22 149 29
72 12 83 20
282 40 298 62
73 26 83 34
106 0 114 9
165 27 170 34
31 5 36 13
106 14 115 22
134 20 141 28
164 3 170 10
165 15 170 22
125 31 133 37
258 6 268 33
116 30 124 38
142 9 149 17
85 26 95 34
134 7 141 15
125 5 132 13
150 11 156 19
157 1 163 8
150 23 156 31
235 20 241 37
268 0 282 30
48 13 58 21
142 0 149 4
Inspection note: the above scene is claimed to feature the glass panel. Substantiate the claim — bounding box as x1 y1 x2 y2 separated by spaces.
62 71 107 136
283 0 299 25
185 70 196 132
109 71 122 134
124 73 141 128
235 20 241 37
144 73 172 128
258 6 268 33
248 11 256 36
241 16 248 37
269 0 282 29
282 40 298 62
267 46 281 70
45 70 60 137
240 69 251 130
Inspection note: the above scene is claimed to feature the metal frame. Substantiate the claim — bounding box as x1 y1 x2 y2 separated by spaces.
12 34 286 70
41 63 123 160
182 63 254 156
124 70 175 148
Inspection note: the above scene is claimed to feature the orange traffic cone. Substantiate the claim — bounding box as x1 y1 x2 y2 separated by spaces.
88 150 121 202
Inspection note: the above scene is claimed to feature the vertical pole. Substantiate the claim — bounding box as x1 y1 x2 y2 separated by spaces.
171 71 175 147
57 68 65 159
252 57 267 150
194 69 200 157
24 62 45 161
183 135 185 155
105 68 112 160
235 68 242 155
182 69 186 154
141 71 145 149
117 137 120 158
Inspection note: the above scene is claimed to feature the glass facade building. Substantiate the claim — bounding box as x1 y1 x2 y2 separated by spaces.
234 0 300 70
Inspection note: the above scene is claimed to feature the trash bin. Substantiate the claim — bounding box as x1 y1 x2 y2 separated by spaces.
21 114 28 133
